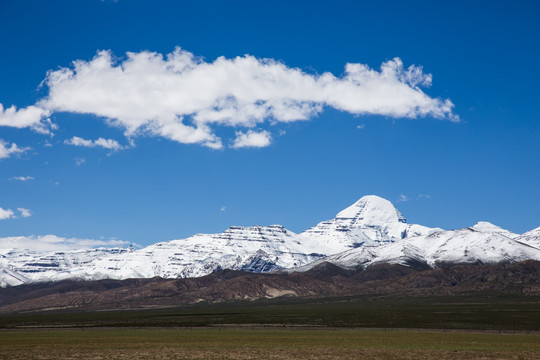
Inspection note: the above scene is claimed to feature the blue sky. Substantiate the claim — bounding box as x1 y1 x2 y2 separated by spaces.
0 0 539 248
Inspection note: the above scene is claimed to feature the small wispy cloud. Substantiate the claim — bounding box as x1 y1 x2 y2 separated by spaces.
398 193 431 203
0 140 30 160
75 157 86 166
0 103 54 134
65 136 125 151
0 207 14 220
0 234 129 251
17 208 32 218
11 176 34 182
220 206 227 212
357 124 365 129
231 130 272 149
397 194 409 203
0 207 32 220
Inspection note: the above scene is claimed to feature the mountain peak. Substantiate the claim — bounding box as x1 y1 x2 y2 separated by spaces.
4 195 535 289
471 221 503 232
336 195 406 225
297 195 435 254
516 226 540 249
523 226 540 236
470 221 518 239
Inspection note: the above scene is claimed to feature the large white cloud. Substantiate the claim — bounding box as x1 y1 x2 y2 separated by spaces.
34 48 456 149
0 234 129 251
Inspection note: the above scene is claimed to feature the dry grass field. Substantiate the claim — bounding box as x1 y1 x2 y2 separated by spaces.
0 328 539 360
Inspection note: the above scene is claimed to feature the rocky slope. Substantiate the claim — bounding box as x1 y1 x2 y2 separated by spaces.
294 222 540 272
296 195 437 253
1 195 539 287
0 195 435 287
1 260 539 313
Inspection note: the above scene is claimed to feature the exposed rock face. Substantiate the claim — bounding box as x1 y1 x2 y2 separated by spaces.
294 223 540 273
1 260 539 313
1 195 539 288
297 195 437 253
0 224 322 287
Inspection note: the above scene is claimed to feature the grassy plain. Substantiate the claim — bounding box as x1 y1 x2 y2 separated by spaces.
0 328 539 360
1 295 539 359
1 294 539 331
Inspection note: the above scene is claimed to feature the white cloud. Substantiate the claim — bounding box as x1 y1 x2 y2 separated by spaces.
357 124 365 129
397 194 409 203
75 157 86 166
0 234 129 251
65 136 125 150
0 207 15 220
11 176 34 181
0 207 31 220
0 140 29 159
397 193 432 203
0 103 53 134
33 48 456 148
231 130 272 148
220 206 227 211
17 208 32 218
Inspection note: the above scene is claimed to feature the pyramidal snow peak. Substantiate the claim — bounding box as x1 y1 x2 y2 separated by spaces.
1 195 539 287
297 195 436 253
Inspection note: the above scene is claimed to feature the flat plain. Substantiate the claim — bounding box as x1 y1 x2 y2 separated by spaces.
2 294 540 331
1 328 539 360
1 294 539 359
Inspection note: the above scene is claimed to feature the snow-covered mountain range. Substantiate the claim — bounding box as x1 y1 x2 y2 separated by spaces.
294 222 540 273
1 195 539 287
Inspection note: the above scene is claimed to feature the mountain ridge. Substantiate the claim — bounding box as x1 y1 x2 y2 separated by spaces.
1 260 539 313
1 195 539 288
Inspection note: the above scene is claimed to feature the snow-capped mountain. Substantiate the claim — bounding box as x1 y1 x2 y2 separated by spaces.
294 221 540 272
83 225 322 281
1 195 539 287
0 247 130 287
1 195 432 287
0 225 320 287
297 195 437 253
470 221 519 239
515 226 540 248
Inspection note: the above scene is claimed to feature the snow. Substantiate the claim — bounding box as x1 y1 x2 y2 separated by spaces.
297 195 438 252
1 195 539 287
470 221 519 239
294 227 540 272
515 226 540 248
